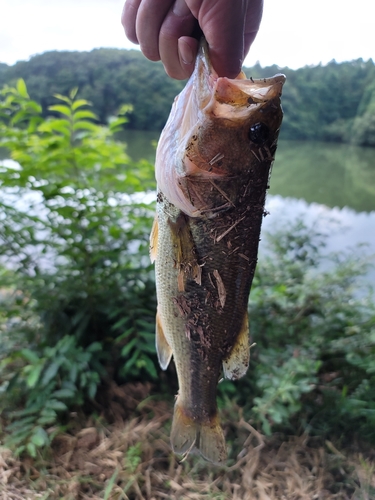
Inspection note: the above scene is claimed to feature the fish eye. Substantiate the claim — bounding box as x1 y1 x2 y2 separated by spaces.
248 122 269 144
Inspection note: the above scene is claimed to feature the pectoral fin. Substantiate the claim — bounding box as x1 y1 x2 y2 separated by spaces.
155 311 173 370
168 212 201 292
222 313 250 380
149 215 158 264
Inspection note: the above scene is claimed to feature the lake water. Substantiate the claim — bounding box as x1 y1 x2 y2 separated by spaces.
120 131 375 286
2 132 374 285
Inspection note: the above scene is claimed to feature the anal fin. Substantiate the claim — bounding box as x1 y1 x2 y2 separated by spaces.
156 311 172 370
222 313 250 380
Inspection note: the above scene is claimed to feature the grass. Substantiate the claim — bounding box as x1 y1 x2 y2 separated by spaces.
1 383 374 500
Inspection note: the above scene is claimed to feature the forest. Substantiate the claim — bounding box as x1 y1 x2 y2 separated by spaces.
0 47 375 146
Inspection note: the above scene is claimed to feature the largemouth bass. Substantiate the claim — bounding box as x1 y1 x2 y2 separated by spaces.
150 41 285 464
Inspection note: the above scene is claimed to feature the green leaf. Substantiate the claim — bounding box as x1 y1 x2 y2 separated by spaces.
69 87 79 100
20 348 40 364
26 364 43 388
26 100 42 113
109 117 128 132
16 78 29 98
72 100 92 111
118 104 133 116
261 418 272 436
52 93 71 104
87 381 97 399
14 446 26 457
42 359 62 385
48 104 72 117
141 355 157 378
104 469 119 500
7 416 36 430
30 427 49 447
52 388 76 399
26 442 37 457
37 416 57 425
72 120 98 132
121 337 137 357
72 110 97 121
87 342 103 353
46 399 68 412
38 118 71 135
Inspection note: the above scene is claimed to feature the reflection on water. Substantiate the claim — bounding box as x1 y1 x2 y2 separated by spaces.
117 130 159 165
261 195 375 285
118 133 375 214
117 132 375 284
2 133 375 283
270 140 375 213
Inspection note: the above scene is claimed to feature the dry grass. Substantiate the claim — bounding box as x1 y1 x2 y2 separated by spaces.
1 383 374 500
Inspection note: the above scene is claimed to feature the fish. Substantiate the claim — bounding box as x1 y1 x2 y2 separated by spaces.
150 40 285 464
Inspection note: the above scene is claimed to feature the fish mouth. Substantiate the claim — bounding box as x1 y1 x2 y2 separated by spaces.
196 40 285 119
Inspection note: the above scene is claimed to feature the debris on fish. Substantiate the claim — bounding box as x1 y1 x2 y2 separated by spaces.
150 40 285 464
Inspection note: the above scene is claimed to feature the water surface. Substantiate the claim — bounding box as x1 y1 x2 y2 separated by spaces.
121 131 375 284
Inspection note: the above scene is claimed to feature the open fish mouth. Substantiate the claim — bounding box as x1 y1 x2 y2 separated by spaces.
197 40 285 119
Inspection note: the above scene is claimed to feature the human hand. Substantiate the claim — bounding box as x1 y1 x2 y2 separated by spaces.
122 0 263 80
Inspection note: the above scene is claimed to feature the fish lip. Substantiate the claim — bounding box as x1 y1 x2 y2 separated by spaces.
195 40 286 111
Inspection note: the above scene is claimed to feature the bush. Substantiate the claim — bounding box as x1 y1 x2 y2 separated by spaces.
218 219 375 443
0 81 158 454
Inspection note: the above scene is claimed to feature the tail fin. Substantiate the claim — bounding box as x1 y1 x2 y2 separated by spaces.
170 398 227 465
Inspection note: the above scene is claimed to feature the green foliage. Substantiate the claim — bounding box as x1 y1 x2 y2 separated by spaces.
124 442 142 473
0 49 185 130
219 220 375 442
1 335 103 456
1 79 374 459
1 50 375 145
0 80 158 455
252 351 321 435
276 59 375 144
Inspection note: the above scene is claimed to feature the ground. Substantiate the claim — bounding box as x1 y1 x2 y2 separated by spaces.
1 383 374 500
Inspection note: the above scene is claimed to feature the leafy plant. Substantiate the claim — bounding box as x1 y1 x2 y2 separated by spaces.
248 219 375 439
0 80 158 454
1 335 103 456
218 219 375 442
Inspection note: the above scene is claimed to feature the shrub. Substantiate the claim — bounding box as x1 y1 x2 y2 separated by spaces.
0 81 157 454
219 220 375 442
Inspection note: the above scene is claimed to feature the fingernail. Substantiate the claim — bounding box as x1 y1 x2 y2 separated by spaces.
178 38 194 65
172 0 190 17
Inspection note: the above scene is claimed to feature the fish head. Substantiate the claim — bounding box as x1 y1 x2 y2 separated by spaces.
156 41 285 217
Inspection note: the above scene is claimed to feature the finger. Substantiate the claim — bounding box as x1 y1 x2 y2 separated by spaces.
197 0 246 78
177 36 199 78
159 0 198 79
243 0 263 57
197 0 263 77
122 0 142 44
136 0 175 61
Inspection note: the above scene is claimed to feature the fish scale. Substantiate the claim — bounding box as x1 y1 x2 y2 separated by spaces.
150 40 285 464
